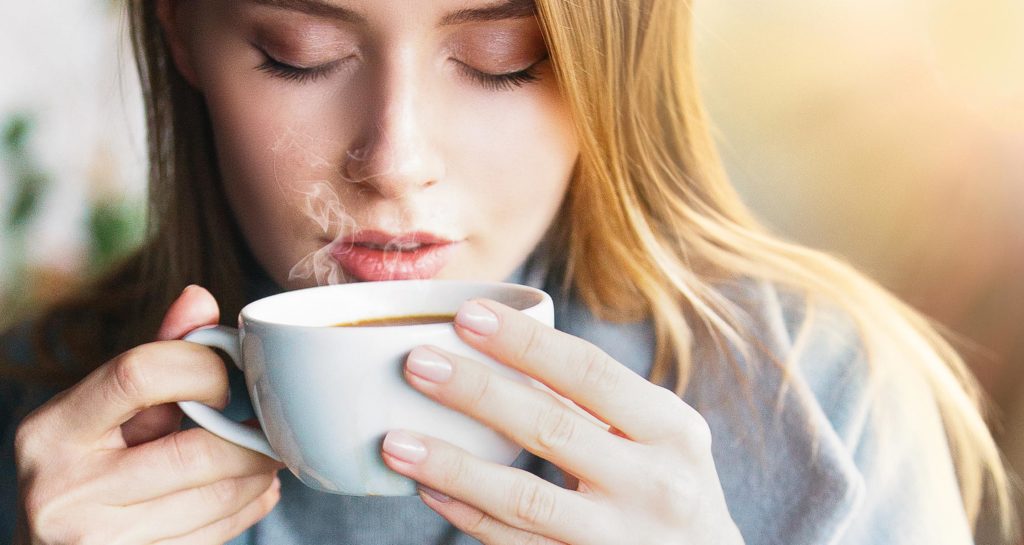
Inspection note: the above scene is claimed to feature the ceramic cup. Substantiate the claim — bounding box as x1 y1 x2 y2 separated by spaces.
177 280 553 496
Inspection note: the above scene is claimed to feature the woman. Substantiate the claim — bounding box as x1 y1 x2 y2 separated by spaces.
1 0 1013 543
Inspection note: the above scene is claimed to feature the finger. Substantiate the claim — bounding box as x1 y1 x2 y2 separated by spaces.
404 346 634 487
124 285 219 447
120 403 184 447
126 472 278 543
157 285 221 341
59 340 231 443
152 477 281 545
418 487 566 545
453 299 689 442
382 431 601 544
102 427 284 505
66 286 222 445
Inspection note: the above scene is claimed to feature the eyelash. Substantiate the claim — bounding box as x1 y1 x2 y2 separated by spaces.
455 57 544 92
256 50 545 91
257 55 342 84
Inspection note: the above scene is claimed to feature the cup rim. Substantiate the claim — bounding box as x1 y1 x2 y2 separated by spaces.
238 279 551 329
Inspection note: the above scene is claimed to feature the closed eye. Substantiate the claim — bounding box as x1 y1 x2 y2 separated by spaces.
456 54 547 92
255 49 346 83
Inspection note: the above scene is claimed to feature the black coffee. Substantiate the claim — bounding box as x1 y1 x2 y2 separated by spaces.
333 314 455 327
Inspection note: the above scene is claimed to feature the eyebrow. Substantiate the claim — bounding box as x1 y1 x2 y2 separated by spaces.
247 0 367 24
440 0 537 25
247 0 536 26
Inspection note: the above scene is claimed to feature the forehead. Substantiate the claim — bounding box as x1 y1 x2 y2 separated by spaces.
243 0 537 26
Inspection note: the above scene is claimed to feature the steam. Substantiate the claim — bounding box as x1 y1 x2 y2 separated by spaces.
288 181 355 285
270 128 333 174
271 127 424 286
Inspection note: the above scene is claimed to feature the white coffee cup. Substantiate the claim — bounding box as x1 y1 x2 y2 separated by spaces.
177 280 553 496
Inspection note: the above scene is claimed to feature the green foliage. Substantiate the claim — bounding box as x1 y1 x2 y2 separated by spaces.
88 199 145 270
1 110 145 327
8 171 45 230
3 115 30 150
2 113 49 231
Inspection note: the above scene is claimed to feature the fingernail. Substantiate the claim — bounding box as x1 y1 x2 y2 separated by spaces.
181 284 197 296
406 347 453 383
455 300 499 335
418 486 451 503
383 430 428 464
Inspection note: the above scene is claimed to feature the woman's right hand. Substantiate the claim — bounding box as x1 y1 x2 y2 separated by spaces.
12 286 285 545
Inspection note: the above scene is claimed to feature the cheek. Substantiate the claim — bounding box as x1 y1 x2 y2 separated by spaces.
188 10 357 193
190 40 361 288
454 89 578 220
199 70 357 238
442 86 577 280
188 27 351 206
205 86 342 203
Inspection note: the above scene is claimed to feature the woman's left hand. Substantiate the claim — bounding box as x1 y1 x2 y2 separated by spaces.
381 299 746 545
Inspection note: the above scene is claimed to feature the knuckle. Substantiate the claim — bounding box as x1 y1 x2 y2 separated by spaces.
110 349 152 404
464 368 495 413
534 408 578 453
167 429 217 475
513 323 547 364
13 412 47 461
677 401 712 449
509 480 557 528
577 349 620 396
439 452 470 491
204 477 243 506
649 465 695 506
651 387 711 448
462 509 492 537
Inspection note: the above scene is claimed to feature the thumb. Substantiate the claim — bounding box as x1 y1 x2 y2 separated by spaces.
120 286 221 446
156 285 221 341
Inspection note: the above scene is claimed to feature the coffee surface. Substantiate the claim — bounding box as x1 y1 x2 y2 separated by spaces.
333 314 455 327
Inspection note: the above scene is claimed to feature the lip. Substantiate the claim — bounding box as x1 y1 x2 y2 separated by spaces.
338 230 458 247
329 230 463 281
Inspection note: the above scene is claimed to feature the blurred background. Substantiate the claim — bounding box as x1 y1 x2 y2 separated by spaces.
1 2 146 322
1 0 1022 536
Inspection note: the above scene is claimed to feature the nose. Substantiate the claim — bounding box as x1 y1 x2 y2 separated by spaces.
341 59 444 199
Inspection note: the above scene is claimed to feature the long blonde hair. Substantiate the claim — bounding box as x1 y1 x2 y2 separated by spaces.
535 0 1013 533
12 0 1012 535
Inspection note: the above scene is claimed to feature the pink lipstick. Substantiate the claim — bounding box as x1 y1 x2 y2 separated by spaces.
330 230 461 281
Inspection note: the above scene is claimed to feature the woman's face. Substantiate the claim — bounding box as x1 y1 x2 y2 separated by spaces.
164 0 577 287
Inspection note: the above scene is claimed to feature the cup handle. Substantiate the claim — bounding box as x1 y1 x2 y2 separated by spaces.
176 325 280 461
